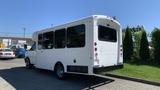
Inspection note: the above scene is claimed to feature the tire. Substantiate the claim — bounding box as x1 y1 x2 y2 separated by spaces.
55 63 65 79
25 58 33 69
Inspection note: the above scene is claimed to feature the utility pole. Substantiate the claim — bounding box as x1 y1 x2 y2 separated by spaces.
51 24 53 28
23 27 27 49
23 27 26 39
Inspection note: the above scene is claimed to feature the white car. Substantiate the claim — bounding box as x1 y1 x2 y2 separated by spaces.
0 48 15 59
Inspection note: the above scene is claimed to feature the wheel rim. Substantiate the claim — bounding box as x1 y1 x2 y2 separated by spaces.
56 65 64 78
25 59 30 67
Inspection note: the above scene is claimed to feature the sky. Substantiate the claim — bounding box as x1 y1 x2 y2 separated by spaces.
0 0 160 37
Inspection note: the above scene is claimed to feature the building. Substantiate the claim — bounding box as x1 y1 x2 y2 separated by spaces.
0 36 33 49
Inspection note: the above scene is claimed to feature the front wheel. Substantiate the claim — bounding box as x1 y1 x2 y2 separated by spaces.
55 64 65 79
25 58 33 69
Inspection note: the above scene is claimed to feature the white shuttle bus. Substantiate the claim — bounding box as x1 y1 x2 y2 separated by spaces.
25 15 123 79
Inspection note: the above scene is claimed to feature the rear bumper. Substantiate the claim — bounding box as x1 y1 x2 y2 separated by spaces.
0 55 15 59
67 65 88 73
66 64 123 75
93 64 123 73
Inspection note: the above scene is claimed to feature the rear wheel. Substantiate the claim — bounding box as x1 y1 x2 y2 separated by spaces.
55 64 65 79
25 58 33 69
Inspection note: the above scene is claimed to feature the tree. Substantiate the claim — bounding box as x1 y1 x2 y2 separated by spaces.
133 30 142 58
123 26 133 61
151 28 160 64
139 30 150 62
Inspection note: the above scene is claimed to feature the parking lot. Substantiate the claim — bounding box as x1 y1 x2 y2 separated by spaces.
0 58 159 90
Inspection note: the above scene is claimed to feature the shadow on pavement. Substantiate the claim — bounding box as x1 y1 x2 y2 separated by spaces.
0 58 15 61
0 67 114 90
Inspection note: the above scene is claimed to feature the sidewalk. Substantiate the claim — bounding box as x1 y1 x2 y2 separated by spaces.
94 74 160 90
0 77 16 90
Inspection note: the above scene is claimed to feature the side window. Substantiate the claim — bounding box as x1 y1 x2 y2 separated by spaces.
38 34 43 50
67 24 85 48
30 41 36 51
55 29 66 48
43 31 54 49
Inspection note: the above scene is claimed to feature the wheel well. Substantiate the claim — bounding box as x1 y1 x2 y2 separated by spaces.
54 62 64 72
25 57 33 64
24 57 30 62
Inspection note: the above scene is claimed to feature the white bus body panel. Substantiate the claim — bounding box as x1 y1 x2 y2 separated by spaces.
94 18 121 67
27 15 123 75
33 17 94 74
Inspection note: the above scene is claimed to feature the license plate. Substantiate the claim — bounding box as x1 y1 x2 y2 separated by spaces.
5 53 11 55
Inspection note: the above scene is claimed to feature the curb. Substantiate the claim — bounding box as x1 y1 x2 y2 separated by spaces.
0 76 16 90
105 73 160 87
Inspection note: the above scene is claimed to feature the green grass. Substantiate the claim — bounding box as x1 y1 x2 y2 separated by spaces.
106 63 160 83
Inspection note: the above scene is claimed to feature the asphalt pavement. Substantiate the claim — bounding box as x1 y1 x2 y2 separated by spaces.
0 58 159 90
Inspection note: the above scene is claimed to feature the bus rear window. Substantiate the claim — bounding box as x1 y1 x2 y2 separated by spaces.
98 25 117 42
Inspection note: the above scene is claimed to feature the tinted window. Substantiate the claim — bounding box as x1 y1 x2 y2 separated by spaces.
67 24 85 48
43 31 54 49
98 25 117 42
55 29 65 48
30 42 36 51
38 34 43 49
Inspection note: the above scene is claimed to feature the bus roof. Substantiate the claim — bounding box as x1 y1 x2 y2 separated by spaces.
33 15 120 36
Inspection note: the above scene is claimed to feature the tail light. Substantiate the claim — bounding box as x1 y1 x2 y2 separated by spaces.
0 53 3 55
95 48 97 51
94 42 98 52
120 45 123 56
13 52 15 55
94 42 97 46
120 45 123 51
94 42 99 64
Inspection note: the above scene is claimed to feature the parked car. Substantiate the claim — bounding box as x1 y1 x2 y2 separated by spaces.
15 48 26 58
0 48 15 59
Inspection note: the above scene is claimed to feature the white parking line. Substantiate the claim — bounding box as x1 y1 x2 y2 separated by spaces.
0 76 16 90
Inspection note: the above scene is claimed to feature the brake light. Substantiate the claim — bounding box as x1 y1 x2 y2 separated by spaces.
94 42 97 46
94 42 98 52
120 44 122 50
94 42 99 64
13 52 15 55
95 48 97 51
94 42 97 51
120 45 123 56
0 53 3 55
